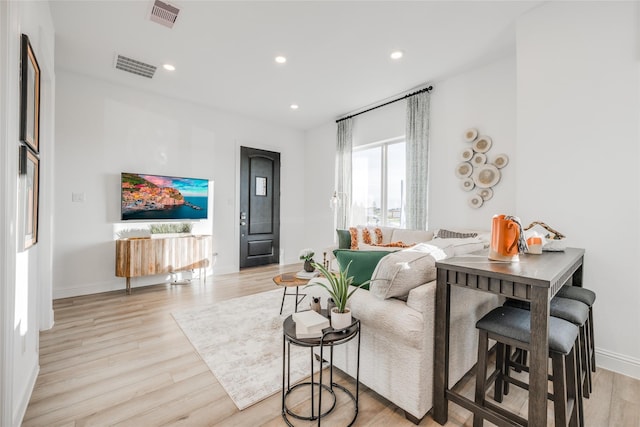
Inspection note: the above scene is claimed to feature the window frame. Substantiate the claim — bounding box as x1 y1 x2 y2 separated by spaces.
352 136 405 228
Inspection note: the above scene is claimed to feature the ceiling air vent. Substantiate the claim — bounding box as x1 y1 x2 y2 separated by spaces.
115 55 157 79
150 0 180 28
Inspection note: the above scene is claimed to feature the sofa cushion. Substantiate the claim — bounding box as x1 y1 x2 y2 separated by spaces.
369 243 448 300
336 229 351 249
429 237 485 256
333 249 393 289
389 229 434 245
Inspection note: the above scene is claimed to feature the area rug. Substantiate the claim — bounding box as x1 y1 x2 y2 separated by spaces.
171 289 318 410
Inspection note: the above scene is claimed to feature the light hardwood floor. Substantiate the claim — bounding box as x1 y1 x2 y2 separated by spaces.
24 263 640 426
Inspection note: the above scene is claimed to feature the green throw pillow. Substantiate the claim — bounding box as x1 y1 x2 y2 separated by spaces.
336 229 352 249
332 249 393 290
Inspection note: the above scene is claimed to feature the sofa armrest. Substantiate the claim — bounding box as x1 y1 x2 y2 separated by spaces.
405 280 436 314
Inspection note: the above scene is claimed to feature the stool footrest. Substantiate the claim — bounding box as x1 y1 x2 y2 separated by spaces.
447 390 524 427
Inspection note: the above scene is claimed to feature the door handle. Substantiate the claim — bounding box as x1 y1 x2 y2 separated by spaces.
240 221 246 226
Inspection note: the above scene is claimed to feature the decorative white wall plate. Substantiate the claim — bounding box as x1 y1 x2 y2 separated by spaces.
471 153 487 166
493 153 509 169
478 187 493 201
472 164 501 188
456 128 508 208
468 195 484 208
455 162 473 178
461 147 474 161
464 128 478 142
472 136 492 153
460 177 475 191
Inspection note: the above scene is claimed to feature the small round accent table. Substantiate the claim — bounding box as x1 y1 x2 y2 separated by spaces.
281 310 360 426
273 274 310 314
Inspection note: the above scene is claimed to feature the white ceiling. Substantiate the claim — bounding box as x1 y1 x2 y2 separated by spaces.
50 1 541 131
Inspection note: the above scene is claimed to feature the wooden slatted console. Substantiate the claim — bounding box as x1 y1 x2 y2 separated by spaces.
115 235 212 294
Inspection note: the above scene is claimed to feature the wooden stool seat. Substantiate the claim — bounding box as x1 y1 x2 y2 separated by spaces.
556 285 597 374
505 296 593 399
474 306 581 427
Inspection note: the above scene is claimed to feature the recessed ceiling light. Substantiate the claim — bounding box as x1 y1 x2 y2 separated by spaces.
275 56 287 64
290 104 299 110
163 63 176 71
390 50 404 60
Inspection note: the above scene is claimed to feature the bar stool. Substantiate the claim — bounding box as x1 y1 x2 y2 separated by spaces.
475 306 581 427
556 285 597 373
504 296 592 398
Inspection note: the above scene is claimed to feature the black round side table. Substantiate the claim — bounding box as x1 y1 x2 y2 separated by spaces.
281 309 360 426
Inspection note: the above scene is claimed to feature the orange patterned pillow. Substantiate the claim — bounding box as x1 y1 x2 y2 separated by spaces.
362 228 372 244
348 226 390 249
349 227 359 250
374 227 383 244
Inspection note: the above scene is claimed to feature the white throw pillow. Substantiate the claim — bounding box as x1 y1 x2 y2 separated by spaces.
430 237 485 256
369 243 448 300
389 229 434 245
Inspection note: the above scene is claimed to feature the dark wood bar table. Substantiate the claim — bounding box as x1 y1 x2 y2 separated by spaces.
433 248 585 427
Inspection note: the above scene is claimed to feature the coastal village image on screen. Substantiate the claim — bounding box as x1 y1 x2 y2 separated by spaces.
121 173 208 220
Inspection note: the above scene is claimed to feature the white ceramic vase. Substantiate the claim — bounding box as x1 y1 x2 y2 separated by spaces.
330 307 352 330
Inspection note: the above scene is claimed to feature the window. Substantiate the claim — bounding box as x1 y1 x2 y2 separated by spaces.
352 137 406 228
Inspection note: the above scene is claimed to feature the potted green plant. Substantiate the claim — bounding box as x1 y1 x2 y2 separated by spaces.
305 261 368 329
299 248 315 272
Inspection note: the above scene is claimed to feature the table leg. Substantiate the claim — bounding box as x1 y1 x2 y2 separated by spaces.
295 286 299 313
318 344 323 427
433 268 451 424
126 277 131 295
573 264 583 287
280 288 287 315
282 333 286 416
311 348 316 421
529 286 550 427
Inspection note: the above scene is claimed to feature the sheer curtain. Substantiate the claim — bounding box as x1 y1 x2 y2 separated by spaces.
405 91 430 230
335 118 353 229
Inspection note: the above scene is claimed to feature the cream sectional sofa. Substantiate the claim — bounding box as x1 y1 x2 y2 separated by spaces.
308 227 500 423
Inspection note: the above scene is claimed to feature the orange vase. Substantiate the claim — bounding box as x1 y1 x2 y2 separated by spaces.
488 214 521 262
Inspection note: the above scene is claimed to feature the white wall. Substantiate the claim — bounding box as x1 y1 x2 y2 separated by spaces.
303 122 338 261
429 56 517 230
0 1 56 425
516 1 640 378
54 71 306 297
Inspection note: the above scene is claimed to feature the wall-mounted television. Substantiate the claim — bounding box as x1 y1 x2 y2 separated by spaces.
121 172 209 221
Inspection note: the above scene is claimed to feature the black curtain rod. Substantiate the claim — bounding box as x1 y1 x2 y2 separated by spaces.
336 85 433 123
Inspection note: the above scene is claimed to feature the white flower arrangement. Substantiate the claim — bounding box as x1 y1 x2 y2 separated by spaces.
299 248 315 261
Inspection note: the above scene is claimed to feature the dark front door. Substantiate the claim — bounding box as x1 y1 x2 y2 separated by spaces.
239 146 280 268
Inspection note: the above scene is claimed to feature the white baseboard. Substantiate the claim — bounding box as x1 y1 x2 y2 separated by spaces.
54 278 131 299
14 363 39 427
596 347 640 380
42 308 54 331
53 268 220 299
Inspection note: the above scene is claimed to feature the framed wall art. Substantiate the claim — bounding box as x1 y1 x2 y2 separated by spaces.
20 145 39 249
20 34 40 153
